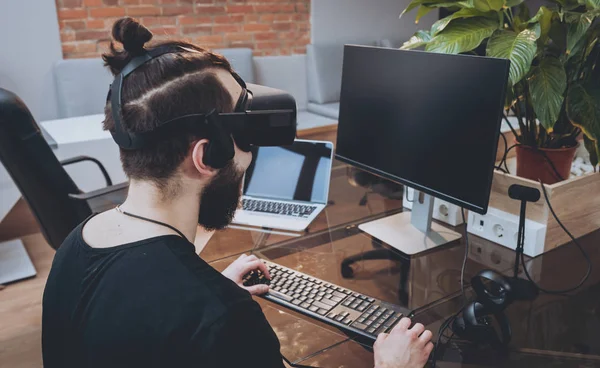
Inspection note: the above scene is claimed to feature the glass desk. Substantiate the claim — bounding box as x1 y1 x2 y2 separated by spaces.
203 156 600 367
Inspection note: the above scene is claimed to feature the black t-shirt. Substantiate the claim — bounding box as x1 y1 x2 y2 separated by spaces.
42 217 285 368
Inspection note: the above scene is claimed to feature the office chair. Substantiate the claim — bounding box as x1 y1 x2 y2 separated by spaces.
342 167 411 304
0 88 127 250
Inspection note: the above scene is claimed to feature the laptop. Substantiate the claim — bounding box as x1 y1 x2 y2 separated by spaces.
232 139 334 232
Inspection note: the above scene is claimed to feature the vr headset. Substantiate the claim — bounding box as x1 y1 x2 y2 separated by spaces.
107 45 297 168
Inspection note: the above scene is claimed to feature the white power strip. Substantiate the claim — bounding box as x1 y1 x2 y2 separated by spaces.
467 207 547 257
403 187 463 226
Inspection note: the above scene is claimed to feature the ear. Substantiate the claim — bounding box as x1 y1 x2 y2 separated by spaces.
191 139 217 177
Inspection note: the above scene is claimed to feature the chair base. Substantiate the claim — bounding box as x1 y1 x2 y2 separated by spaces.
0 239 36 285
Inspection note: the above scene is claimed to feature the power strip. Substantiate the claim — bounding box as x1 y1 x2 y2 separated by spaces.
467 207 547 257
403 187 463 226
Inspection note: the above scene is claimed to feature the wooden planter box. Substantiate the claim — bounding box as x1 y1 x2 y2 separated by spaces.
488 170 600 253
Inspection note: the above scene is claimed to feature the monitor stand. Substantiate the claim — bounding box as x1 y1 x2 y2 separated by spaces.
358 191 462 255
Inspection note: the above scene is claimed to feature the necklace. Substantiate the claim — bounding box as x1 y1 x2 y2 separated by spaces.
115 205 188 241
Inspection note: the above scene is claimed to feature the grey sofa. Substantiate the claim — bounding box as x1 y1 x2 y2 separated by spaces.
53 48 255 119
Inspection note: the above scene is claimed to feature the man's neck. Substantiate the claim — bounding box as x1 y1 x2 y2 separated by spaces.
120 179 204 244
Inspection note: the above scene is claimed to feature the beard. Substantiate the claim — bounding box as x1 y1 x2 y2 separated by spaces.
197 160 245 231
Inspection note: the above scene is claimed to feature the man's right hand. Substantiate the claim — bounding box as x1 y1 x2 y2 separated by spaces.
373 317 434 368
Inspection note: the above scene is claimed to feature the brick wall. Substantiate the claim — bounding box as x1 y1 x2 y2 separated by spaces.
56 0 311 59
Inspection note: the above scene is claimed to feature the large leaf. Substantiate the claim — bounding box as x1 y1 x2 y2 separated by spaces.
506 0 524 7
400 30 433 50
416 5 435 23
567 83 600 163
580 0 600 9
486 25 540 85
529 57 567 131
430 8 493 35
566 12 594 58
426 17 499 54
584 135 599 167
469 0 506 11
400 0 465 18
528 6 555 42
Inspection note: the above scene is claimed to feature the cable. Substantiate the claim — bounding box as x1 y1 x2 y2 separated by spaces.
405 187 413 203
430 208 470 367
498 132 510 173
517 179 592 294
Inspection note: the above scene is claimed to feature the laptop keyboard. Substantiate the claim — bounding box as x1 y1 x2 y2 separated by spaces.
243 199 317 218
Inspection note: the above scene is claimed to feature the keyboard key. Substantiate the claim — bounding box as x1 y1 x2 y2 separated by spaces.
317 308 328 315
327 312 337 319
300 302 311 309
367 327 377 334
312 301 333 311
335 315 345 322
268 290 294 302
309 306 319 312
331 296 343 303
292 299 301 305
352 322 369 331
343 300 352 307
343 317 354 325
333 291 347 299
320 298 338 307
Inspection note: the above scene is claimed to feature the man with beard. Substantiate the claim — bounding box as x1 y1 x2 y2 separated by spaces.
42 17 434 368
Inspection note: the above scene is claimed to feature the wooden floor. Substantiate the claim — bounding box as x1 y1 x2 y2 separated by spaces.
0 200 50 368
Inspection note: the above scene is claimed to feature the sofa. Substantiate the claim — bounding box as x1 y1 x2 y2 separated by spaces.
52 48 336 131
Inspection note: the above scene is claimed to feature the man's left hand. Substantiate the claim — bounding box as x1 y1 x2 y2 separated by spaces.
222 254 271 295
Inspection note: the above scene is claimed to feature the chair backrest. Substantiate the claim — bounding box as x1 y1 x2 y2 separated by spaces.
0 88 92 249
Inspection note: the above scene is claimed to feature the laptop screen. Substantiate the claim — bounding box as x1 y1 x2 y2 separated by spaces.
243 140 333 204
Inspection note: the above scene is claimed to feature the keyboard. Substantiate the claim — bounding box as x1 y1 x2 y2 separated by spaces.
242 199 317 218
255 260 409 341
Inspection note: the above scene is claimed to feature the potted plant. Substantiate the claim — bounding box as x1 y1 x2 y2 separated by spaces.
400 0 600 184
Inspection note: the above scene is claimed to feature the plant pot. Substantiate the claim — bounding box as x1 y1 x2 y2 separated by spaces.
515 144 578 184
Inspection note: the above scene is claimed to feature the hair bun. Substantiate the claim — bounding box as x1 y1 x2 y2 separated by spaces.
112 17 153 54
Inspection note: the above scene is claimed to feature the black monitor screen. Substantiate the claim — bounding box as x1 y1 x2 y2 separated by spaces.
336 45 509 214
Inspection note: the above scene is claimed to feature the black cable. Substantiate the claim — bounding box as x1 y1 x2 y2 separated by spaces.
499 132 510 173
518 180 592 294
460 208 469 305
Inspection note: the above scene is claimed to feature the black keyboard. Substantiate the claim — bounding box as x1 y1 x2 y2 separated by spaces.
242 199 317 218
256 260 409 341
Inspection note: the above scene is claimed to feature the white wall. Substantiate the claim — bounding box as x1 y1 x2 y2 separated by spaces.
0 0 62 121
311 0 438 45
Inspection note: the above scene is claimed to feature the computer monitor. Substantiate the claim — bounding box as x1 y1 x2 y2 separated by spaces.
336 45 509 255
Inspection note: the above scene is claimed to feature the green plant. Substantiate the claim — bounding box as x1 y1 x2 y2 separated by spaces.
400 0 600 167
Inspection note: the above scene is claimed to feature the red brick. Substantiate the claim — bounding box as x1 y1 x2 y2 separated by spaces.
182 25 212 34
244 14 260 22
293 46 306 54
296 3 308 12
255 32 277 41
274 14 292 22
243 24 270 32
63 20 86 30
97 40 112 53
141 16 177 26
256 41 280 50
90 7 126 17
293 14 309 22
179 0 194 3
229 42 254 49
254 4 294 13
76 42 98 53
225 33 252 42
161 5 193 15
179 15 212 25
259 14 275 23
62 0 83 8
122 0 140 4
86 19 105 29
149 26 178 35
127 6 161 16
196 5 226 14
159 0 177 3
272 22 291 31
58 9 88 19
139 0 157 4
278 31 300 40
76 30 111 41
61 31 76 42
214 15 244 24
213 24 240 33
103 0 119 5
195 35 223 44
279 48 291 56
197 0 214 3
226 5 253 13
62 44 77 54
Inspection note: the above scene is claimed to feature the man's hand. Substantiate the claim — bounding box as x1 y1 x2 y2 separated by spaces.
222 254 271 295
373 317 434 368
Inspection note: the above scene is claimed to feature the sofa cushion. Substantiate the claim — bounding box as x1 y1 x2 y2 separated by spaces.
54 58 112 118
307 43 347 104
54 48 255 118
214 47 255 83
253 54 308 110
307 102 339 120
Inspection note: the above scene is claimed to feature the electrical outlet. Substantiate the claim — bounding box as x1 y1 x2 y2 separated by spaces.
467 207 547 257
404 187 463 226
